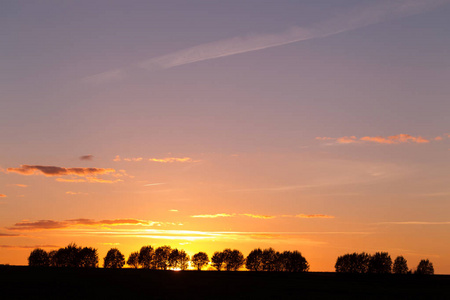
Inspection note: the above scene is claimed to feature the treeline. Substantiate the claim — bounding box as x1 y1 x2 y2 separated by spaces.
28 244 309 272
335 252 434 275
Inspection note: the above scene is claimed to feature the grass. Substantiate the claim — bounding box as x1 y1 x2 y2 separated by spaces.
1 266 449 299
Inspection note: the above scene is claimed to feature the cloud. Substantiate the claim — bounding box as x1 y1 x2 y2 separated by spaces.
378 221 450 225
0 194 6 197
435 136 443 141
240 214 275 219
82 69 124 84
113 155 194 163
144 183 166 187
139 0 448 70
169 209 178 212
317 134 430 145
55 178 87 183
7 165 115 177
79 155 94 161
191 213 235 218
295 214 335 219
7 218 172 231
9 184 27 188
0 245 59 249
65 191 87 195
360 134 429 144
0 233 20 237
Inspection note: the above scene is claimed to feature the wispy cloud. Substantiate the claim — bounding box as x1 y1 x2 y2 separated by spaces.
139 0 448 70
0 245 59 249
9 184 27 188
317 134 430 145
0 194 6 198
113 155 195 163
240 214 276 219
7 218 176 231
378 221 450 225
0 233 20 237
144 183 166 187
65 191 87 195
295 214 335 219
169 209 179 212
79 155 94 161
82 69 124 84
191 213 235 218
7 165 115 177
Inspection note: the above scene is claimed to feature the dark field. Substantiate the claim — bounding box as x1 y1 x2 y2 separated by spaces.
1 266 449 299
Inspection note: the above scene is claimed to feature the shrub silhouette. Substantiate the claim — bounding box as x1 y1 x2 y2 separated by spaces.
127 251 140 268
415 259 434 275
283 251 309 272
28 248 50 267
191 252 209 270
393 256 409 274
103 248 125 268
138 245 154 269
368 252 392 274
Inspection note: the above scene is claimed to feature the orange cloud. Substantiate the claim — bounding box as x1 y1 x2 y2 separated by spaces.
0 233 20 237
317 134 430 145
360 134 429 144
66 191 87 195
191 213 235 218
240 214 275 219
56 178 87 183
10 184 27 188
7 218 170 231
148 157 193 163
435 136 443 141
296 214 335 219
7 165 115 177
0 245 59 249
0 194 6 197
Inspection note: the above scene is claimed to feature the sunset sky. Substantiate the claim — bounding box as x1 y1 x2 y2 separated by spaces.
1 0 450 273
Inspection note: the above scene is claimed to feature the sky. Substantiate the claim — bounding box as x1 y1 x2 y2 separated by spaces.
1 0 450 272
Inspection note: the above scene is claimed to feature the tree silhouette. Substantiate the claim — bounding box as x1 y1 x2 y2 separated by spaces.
192 252 209 270
48 250 57 267
103 248 125 268
284 251 309 272
335 252 370 273
52 243 81 267
368 252 392 274
262 248 277 271
393 256 409 274
78 247 98 268
138 245 154 269
168 249 189 270
246 248 264 271
223 249 245 271
127 251 140 269
28 248 50 267
415 259 434 275
211 251 226 271
154 246 172 270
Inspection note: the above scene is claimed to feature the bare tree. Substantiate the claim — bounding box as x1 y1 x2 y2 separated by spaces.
192 252 209 270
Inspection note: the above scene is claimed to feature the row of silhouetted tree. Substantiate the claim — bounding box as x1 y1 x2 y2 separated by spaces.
28 244 309 272
335 252 434 275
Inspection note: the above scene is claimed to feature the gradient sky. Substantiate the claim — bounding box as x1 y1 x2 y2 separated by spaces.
1 0 450 272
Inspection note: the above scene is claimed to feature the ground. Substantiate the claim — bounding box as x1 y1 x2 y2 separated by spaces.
0 266 449 299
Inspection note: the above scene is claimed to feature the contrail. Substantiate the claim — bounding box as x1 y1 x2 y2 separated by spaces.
140 0 448 70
